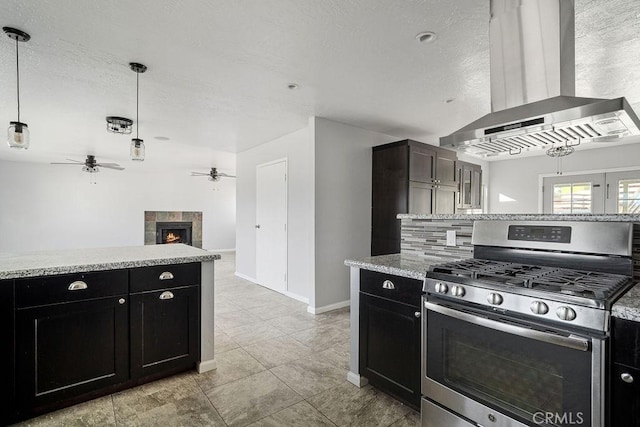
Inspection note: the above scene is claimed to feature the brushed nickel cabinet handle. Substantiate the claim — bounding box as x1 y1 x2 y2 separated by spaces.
382 280 396 290
159 271 174 280
621 373 634 384
68 281 88 291
414 311 421 318
159 291 175 300
118 298 126 305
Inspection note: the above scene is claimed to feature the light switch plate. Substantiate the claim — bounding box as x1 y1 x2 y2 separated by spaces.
446 230 456 246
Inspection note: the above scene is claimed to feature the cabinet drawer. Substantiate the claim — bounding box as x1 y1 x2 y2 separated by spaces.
613 317 640 367
15 270 128 308
360 270 422 307
130 262 200 293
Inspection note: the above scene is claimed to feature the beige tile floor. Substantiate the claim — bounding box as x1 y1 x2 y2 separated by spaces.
16 253 420 427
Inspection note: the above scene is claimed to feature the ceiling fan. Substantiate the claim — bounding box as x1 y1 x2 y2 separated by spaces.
190 167 236 181
51 155 124 173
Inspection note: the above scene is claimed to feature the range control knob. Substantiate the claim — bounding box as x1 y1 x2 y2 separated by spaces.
556 306 577 321
451 285 465 297
434 282 448 294
530 301 549 315
487 293 503 305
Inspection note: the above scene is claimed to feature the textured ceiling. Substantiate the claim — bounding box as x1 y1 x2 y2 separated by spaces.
0 0 638 169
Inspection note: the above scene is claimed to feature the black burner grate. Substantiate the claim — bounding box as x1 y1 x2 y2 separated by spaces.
429 259 632 301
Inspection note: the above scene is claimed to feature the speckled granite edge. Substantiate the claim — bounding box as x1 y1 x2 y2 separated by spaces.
613 283 640 321
398 213 640 222
344 254 458 280
0 245 221 280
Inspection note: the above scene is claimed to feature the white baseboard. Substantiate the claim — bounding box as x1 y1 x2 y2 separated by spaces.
307 299 350 315
347 371 368 387
197 359 217 374
284 291 309 304
234 272 257 283
208 248 235 253
234 273 310 304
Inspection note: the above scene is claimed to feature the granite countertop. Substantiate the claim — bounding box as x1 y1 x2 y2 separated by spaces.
344 253 458 280
398 213 640 222
613 283 640 321
0 244 221 280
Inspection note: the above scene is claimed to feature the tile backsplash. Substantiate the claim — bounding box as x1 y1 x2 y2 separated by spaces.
400 218 474 260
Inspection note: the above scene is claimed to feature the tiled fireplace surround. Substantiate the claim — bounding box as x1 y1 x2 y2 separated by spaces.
144 211 203 248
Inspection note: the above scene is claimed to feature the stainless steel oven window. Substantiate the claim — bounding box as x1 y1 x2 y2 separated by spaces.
444 329 563 415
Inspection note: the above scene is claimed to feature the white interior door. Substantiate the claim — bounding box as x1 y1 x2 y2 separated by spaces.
605 170 640 214
256 159 287 293
542 173 605 214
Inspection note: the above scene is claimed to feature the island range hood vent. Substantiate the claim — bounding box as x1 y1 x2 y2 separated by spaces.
439 0 640 158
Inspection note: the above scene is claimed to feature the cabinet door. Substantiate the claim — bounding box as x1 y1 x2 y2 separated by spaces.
15 296 129 412
408 181 434 214
434 186 457 214
611 363 640 427
409 145 436 183
1 281 14 425
130 285 200 379
359 293 421 409
435 151 457 187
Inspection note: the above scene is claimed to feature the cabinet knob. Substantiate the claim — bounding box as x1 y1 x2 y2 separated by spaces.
621 373 634 384
118 298 126 305
382 280 396 290
159 291 175 300
159 271 174 280
68 281 88 291
414 311 421 318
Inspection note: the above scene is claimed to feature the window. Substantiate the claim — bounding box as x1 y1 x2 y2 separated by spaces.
617 179 640 213
552 183 592 214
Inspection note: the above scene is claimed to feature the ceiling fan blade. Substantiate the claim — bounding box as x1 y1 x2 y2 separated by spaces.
97 164 125 170
191 172 210 176
65 158 84 163
51 162 83 165
218 173 236 178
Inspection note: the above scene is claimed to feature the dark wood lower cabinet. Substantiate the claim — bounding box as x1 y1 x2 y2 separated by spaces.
359 292 421 409
612 317 640 426
7 262 202 424
130 285 200 379
15 296 129 417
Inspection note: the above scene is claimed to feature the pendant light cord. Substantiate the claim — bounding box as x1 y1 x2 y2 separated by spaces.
136 71 139 139
16 38 20 123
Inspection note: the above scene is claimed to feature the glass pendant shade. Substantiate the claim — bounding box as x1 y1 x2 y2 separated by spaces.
7 121 29 149
130 138 145 161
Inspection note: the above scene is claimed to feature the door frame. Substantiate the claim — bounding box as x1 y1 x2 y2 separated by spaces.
537 166 640 212
255 157 288 293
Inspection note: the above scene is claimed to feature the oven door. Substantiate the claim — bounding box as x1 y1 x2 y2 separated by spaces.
422 298 604 427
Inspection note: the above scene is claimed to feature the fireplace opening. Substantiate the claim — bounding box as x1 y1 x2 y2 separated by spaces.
156 222 193 246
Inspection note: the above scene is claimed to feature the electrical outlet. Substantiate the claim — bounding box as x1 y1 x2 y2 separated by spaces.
446 230 457 247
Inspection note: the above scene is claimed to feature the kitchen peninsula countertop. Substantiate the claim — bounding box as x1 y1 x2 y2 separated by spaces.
344 253 461 280
0 244 220 280
398 213 640 221
613 284 640 322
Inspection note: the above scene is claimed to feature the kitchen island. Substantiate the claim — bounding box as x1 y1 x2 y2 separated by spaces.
0 244 220 424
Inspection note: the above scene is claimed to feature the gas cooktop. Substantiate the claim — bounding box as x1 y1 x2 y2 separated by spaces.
429 259 632 302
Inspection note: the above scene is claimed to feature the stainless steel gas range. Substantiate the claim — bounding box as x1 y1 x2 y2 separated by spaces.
421 221 635 427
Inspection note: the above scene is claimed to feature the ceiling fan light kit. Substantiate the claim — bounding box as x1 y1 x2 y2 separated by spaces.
129 62 147 161
4 26 31 150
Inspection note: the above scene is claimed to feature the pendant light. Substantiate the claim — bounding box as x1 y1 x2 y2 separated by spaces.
129 62 147 161
4 27 31 149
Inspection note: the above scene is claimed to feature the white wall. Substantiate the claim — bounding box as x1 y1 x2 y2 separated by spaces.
488 143 640 213
0 160 236 252
313 118 397 309
235 122 315 302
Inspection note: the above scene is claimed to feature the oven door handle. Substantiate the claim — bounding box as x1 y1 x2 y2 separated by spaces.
424 301 590 352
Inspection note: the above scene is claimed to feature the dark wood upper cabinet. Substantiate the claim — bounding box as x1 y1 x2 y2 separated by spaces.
372 139 458 255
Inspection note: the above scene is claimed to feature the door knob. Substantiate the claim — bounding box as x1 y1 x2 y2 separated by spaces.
255 224 261 229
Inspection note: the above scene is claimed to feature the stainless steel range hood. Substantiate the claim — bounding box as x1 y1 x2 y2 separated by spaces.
440 0 640 158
